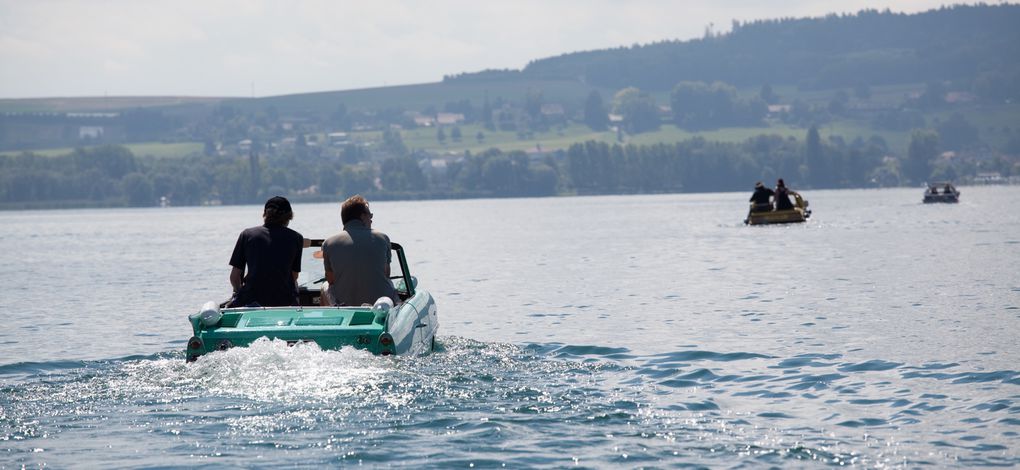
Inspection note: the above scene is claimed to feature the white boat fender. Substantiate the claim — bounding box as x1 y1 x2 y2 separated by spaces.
372 297 394 321
198 301 222 327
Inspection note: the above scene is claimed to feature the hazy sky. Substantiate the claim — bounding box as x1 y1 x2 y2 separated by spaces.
0 0 989 99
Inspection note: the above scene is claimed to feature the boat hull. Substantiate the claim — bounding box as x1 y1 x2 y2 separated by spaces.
923 194 959 203
745 208 809 225
186 290 437 362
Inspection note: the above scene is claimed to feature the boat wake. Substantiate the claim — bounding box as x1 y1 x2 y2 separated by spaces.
3 339 1019 467
173 338 395 402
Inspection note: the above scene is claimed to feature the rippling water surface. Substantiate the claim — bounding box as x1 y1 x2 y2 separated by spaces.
2 187 1019 467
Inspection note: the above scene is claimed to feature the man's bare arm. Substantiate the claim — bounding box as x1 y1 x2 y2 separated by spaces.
230 267 243 292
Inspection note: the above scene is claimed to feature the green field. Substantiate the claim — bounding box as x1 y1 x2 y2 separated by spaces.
0 142 203 158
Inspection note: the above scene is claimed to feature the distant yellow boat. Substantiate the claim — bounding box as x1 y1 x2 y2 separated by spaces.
744 193 811 225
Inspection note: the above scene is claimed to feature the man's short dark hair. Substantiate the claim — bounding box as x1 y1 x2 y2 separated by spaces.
263 196 293 226
341 195 369 225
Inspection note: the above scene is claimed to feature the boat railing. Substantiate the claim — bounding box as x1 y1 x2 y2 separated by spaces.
390 242 415 299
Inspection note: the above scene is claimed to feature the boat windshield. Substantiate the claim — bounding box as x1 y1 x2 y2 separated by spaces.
297 245 326 288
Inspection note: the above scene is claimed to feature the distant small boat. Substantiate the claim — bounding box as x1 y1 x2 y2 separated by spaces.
745 193 811 225
923 182 960 203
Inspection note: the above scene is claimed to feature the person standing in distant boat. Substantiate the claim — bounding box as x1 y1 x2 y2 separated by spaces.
227 196 305 307
320 195 398 306
774 178 797 211
749 181 775 212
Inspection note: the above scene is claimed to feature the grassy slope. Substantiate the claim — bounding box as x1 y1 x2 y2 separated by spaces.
0 96 229 113
231 80 616 114
0 142 203 158
4 80 1017 160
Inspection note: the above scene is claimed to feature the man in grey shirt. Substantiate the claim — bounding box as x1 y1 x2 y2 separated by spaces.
321 195 398 306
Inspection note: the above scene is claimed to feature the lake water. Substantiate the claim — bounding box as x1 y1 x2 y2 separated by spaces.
2 187 1018 468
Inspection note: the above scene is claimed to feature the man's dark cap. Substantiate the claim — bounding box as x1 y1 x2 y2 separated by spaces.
264 196 292 213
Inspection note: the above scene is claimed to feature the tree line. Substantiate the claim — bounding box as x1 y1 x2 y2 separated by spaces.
8 122 1012 209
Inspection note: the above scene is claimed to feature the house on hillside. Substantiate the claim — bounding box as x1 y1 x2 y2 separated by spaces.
436 113 464 125
973 172 1004 184
328 132 349 147
407 112 465 127
411 113 434 127
415 156 452 189
945 92 976 104
79 126 104 139
419 157 447 176
540 104 566 125
279 116 312 132
540 104 565 117
279 137 297 149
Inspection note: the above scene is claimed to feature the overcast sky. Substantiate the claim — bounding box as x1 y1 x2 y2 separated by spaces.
0 0 990 99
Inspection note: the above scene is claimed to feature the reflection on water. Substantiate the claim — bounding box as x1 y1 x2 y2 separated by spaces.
2 187 1020 466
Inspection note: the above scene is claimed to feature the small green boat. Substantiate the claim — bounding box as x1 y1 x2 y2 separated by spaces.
186 240 437 362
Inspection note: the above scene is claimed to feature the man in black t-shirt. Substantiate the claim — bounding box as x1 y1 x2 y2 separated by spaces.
749 181 775 212
228 196 304 307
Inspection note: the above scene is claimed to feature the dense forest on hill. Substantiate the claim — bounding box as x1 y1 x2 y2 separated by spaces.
1 4 1019 209
497 4 1020 96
